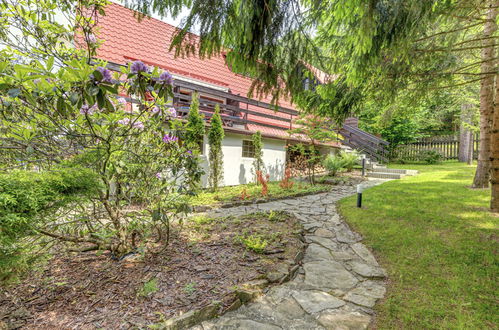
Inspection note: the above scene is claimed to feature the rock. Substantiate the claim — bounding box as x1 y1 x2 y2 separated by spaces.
274 297 306 319
314 228 335 238
242 279 269 290
350 243 379 266
304 243 332 261
161 303 219 329
303 222 323 231
307 235 338 250
304 260 359 290
294 250 305 263
349 261 387 279
216 318 281 330
317 311 371 330
226 298 242 312
351 281 386 299
335 226 361 243
331 251 355 261
235 288 261 302
343 292 377 308
292 290 345 314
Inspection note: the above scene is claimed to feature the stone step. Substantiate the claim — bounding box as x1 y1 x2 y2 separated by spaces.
371 168 418 175
366 172 405 179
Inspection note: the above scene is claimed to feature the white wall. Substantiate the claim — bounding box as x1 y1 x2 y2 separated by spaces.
200 132 287 187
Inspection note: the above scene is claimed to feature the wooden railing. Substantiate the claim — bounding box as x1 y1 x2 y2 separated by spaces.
338 125 390 162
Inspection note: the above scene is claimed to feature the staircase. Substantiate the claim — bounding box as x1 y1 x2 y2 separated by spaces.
337 121 418 180
338 124 390 162
364 161 418 179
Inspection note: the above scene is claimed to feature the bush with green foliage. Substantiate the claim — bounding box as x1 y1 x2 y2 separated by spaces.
208 104 224 191
0 167 98 282
419 149 444 164
0 0 204 265
323 154 346 176
339 150 359 172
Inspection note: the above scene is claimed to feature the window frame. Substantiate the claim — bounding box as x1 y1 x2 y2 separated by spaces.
242 139 256 158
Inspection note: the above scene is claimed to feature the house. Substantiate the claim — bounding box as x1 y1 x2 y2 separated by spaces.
87 3 342 186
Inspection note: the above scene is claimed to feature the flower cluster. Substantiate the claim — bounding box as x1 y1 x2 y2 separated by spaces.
162 133 178 144
86 34 97 44
94 66 113 83
80 103 98 115
133 121 144 130
159 71 173 85
166 107 177 118
117 118 131 125
130 60 149 74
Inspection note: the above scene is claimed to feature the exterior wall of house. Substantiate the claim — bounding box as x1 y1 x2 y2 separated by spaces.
200 132 287 187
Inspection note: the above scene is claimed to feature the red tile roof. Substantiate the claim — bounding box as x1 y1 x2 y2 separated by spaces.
87 3 339 147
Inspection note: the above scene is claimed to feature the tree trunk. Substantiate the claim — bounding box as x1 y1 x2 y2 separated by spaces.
472 3 497 188
491 71 499 212
459 104 474 163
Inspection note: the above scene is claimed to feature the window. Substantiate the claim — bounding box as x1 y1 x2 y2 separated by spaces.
242 140 255 158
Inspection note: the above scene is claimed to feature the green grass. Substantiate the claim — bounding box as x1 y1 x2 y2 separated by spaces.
191 180 329 206
338 162 498 329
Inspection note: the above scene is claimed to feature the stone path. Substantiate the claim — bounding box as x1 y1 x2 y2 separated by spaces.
195 181 387 330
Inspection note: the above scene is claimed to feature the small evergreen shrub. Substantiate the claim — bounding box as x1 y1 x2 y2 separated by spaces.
208 104 224 191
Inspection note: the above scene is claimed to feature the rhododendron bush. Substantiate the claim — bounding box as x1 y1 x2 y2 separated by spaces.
0 1 203 256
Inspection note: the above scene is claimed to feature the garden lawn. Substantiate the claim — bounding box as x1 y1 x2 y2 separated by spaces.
338 162 498 329
191 180 330 206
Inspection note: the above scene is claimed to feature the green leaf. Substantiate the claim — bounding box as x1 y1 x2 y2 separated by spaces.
7 88 21 98
46 57 54 71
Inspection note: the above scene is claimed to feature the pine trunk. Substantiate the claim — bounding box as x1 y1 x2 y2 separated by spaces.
472 3 497 188
491 71 499 212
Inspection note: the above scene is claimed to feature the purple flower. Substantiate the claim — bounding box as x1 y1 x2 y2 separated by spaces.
96 66 113 83
130 60 149 74
156 172 162 179
158 71 173 85
118 118 131 125
152 106 161 114
162 133 178 144
33 79 41 84
86 34 97 44
80 103 98 115
133 121 144 130
166 107 177 118
116 97 127 106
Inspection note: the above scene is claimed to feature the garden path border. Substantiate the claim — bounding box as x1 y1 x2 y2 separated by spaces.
185 180 388 329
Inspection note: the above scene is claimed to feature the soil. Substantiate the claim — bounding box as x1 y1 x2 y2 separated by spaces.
0 211 303 329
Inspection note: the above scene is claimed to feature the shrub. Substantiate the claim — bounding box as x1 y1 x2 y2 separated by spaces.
239 235 268 253
208 104 224 191
0 167 99 283
323 154 346 176
419 149 444 164
256 170 270 196
279 167 294 189
339 150 359 172
239 187 250 200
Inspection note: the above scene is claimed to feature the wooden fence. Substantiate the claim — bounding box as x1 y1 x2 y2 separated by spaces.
392 134 479 161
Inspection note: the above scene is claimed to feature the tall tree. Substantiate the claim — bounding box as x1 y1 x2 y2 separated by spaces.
208 104 224 191
473 3 497 188
185 92 205 152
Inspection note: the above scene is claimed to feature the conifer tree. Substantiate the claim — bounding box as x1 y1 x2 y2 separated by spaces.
208 104 224 191
185 92 205 152
252 130 264 183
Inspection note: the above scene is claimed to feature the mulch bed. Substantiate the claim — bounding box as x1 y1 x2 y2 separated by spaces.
1 211 303 329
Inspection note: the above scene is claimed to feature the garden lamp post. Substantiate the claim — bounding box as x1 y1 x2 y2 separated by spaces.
357 184 364 208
